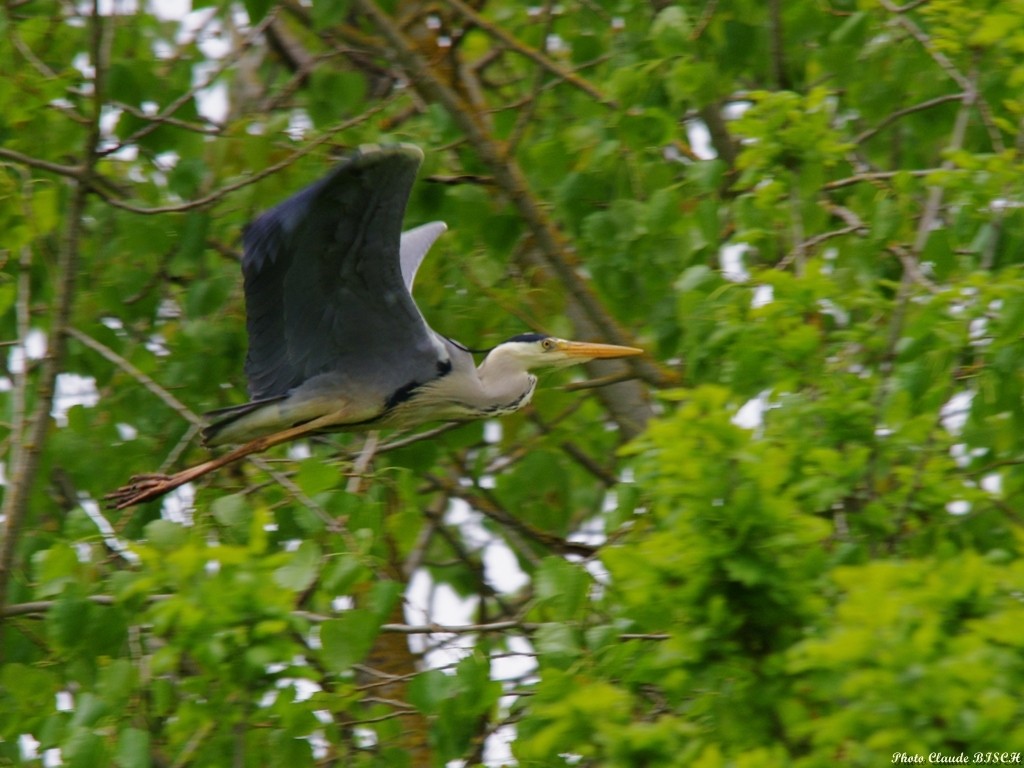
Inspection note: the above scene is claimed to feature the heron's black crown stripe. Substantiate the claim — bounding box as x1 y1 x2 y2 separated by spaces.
460 333 550 356
504 332 549 344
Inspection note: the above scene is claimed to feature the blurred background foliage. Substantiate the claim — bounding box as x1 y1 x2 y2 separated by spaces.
3 0 1024 765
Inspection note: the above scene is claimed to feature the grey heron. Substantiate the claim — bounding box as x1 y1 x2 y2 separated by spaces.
108 144 642 509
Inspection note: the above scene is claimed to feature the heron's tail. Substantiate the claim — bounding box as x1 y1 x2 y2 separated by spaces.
201 395 289 446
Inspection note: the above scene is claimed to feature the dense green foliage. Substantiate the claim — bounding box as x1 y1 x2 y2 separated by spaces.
3 0 1024 765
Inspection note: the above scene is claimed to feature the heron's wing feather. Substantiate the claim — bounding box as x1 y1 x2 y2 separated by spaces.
399 221 447 291
242 144 445 401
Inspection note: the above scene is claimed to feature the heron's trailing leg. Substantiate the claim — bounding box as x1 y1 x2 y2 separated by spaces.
105 415 344 510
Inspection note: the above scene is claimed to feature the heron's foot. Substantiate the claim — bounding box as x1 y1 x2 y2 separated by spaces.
104 473 178 510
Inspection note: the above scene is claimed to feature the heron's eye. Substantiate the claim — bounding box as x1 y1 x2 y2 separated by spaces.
541 338 556 351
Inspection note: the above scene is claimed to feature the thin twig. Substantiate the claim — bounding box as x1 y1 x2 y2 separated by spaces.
249 458 358 546
422 470 597 559
0 147 82 179
506 0 559 152
879 1 972 92
66 326 204 426
93 106 390 215
777 225 863 270
691 0 720 39
446 0 615 108
3 596 668 645
854 92 964 145
822 168 944 191
346 431 380 494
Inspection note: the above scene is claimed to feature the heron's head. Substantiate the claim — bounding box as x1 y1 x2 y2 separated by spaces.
488 333 644 371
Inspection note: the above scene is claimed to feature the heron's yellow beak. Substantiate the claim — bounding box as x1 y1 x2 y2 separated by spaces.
553 339 644 359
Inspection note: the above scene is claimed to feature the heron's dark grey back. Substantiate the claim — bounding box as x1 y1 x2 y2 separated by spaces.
241 144 443 401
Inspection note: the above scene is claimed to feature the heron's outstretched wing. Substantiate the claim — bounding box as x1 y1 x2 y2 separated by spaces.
241 144 446 401
399 221 447 291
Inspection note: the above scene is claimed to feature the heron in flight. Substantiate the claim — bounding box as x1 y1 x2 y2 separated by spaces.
108 144 642 509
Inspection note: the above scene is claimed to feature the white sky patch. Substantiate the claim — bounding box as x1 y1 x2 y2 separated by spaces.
165 6 232 124
940 390 974 435
82 498 141 563
733 390 772 430
406 569 477 629
53 374 100 426
545 34 568 54
818 297 849 326
445 498 491 549
194 77 228 124
683 104 749 160
405 570 479 668
484 420 503 444
570 516 606 548
288 441 312 460
71 50 93 78
981 473 1002 495
18 734 39 762
484 725 518 768
162 485 195 524
287 110 314 141
719 242 773 307
188 9 232 59
752 284 774 308
116 422 138 440
719 242 750 282
331 595 354 612
145 333 171 356
8 329 47 374
946 499 971 516
154 150 181 171
91 0 139 15
483 542 529 593
685 121 713 160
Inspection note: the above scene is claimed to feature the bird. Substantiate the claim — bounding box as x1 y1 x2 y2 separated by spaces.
107 144 643 509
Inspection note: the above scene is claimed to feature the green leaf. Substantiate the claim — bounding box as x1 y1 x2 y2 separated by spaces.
143 519 188 551
115 728 151 768
650 6 692 57
307 69 367 126
274 540 322 592
32 542 80 597
320 610 379 672
211 494 249 532
408 668 453 715
168 162 208 202
367 579 403 622
311 0 351 31
242 0 272 22
296 457 341 496
64 729 107 768
69 692 108 729
534 622 582 665
532 557 590 621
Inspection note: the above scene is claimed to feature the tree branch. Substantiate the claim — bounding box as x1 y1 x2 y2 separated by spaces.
0 0 104 623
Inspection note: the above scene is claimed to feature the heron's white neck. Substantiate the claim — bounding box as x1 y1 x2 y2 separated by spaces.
475 345 538 413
